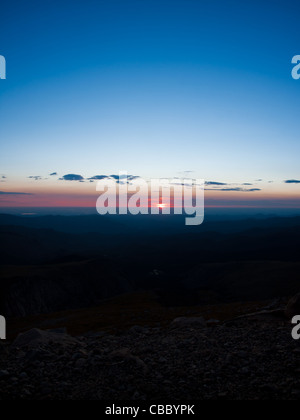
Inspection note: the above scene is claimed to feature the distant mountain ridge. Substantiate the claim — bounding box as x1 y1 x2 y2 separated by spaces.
1 213 300 235
1 214 300 318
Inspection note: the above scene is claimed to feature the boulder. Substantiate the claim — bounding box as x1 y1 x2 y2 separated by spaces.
13 328 79 349
285 293 300 319
129 325 149 335
170 316 206 329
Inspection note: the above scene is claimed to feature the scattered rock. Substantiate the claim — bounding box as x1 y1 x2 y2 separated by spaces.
129 326 149 334
110 348 148 374
13 329 79 349
75 358 87 369
1 312 299 400
0 370 10 379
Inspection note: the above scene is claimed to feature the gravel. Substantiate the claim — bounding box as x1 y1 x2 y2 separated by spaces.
0 315 299 400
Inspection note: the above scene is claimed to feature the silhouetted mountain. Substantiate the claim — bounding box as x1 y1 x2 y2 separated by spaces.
1 213 300 235
1 214 300 317
0 257 132 317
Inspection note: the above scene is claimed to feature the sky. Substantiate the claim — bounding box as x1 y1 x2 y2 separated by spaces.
0 0 300 209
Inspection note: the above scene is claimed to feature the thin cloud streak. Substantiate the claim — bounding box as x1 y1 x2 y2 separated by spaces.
284 180 300 184
0 191 33 195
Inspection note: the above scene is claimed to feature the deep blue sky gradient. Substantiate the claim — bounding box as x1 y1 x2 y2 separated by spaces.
0 0 300 206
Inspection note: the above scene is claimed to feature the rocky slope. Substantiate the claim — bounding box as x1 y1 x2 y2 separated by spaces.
0 303 299 400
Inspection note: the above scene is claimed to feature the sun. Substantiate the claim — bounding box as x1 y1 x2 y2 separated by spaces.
157 204 166 209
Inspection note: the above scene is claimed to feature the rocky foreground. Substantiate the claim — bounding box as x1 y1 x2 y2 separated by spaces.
0 303 300 400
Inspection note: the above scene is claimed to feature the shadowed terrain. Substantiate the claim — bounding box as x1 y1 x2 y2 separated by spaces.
0 213 300 400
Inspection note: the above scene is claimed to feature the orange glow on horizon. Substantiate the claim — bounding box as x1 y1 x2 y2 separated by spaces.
157 203 167 209
1 182 300 209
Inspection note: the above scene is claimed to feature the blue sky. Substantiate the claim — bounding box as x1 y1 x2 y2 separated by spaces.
0 0 300 207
